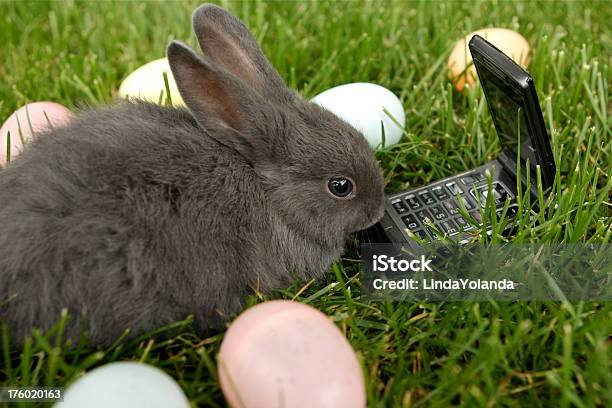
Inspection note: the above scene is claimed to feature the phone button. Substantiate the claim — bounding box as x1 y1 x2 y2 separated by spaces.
438 220 459 236
454 215 473 231
460 175 478 185
418 191 436 205
415 209 433 224
404 194 421 210
430 204 447 220
412 229 430 242
446 182 462 195
470 182 510 206
402 214 420 230
507 204 519 217
497 204 519 219
391 200 408 214
442 200 459 215
469 211 483 225
432 186 449 200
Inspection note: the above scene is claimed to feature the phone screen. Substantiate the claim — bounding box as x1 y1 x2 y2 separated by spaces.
475 58 539 171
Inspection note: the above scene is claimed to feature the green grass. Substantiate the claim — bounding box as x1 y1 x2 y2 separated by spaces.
1 0 611 407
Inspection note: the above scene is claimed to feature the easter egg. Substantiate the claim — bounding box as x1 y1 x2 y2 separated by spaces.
0 101 73 167
218 300 366 408
55 362 190 408
118 58 185 106
448 28 530 92
311 83 405 149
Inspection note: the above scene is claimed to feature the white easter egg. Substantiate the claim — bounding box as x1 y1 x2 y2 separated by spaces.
218 300 366 408
311 83 405 149
118 58 185 106
55 362 190 408
448 28 530 92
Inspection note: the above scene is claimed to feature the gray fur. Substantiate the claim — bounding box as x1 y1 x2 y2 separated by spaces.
0 4 384 345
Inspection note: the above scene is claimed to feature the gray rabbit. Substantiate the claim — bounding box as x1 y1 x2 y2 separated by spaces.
0 4 384 345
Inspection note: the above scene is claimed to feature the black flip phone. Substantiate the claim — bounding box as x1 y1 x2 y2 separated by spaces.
364 35 556 245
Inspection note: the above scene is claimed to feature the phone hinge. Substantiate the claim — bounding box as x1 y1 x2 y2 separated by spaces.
498 150 539 198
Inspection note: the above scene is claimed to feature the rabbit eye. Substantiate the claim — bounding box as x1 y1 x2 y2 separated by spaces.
327 177 354 199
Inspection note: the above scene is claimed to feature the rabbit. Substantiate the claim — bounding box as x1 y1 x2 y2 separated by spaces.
0 4 385 346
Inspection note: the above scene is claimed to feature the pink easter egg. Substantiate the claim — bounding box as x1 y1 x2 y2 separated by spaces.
0 101 73 166
218 300 366 408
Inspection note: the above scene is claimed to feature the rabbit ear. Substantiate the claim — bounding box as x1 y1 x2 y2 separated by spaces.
191 4 293 104
167 40 266 161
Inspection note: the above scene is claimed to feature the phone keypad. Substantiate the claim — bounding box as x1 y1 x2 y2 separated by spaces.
389 171 517 243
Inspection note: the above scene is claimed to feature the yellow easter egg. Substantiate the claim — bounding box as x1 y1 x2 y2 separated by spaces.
448 28 530 92
118 58 185 106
